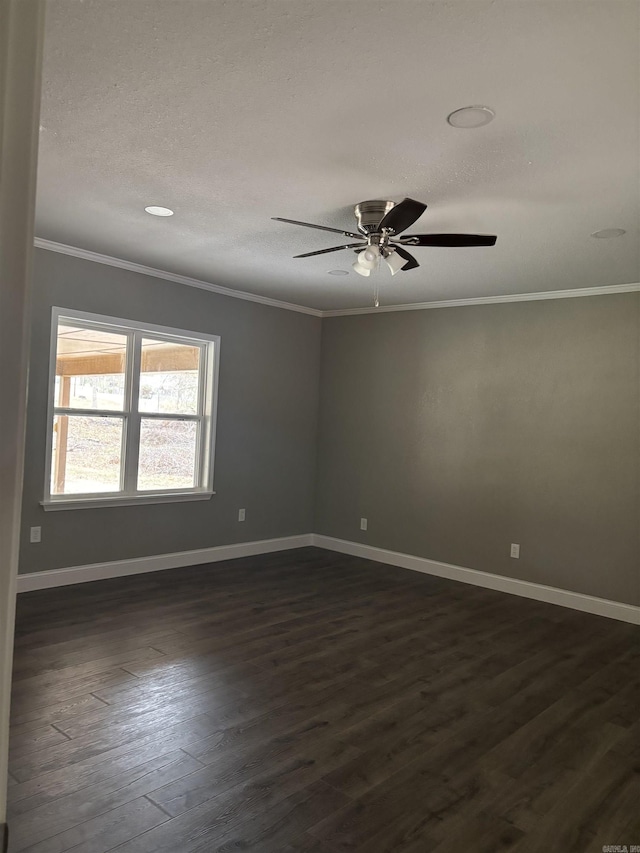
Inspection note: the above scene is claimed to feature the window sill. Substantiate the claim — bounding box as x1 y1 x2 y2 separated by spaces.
41 492 215 511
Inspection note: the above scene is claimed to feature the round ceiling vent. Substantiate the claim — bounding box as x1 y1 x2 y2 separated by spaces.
591 228 626 239
447 106 495 128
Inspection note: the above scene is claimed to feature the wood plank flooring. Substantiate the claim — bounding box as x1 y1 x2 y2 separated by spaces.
7 546 640 853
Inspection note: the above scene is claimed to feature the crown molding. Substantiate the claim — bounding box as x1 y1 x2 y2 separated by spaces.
33 237 323 317
322 281 640 317
34 238 638 318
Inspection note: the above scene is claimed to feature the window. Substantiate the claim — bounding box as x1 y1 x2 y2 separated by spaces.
43 309 219 510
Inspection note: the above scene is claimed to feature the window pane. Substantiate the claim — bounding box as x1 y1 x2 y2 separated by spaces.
51 415 123 495
137 419 198 491
138 338 201 414
56 324 127 411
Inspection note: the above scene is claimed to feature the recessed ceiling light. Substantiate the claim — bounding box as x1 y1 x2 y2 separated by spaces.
591 228 626 239
328 269 349 276
447 106 495 128
144 205 174 217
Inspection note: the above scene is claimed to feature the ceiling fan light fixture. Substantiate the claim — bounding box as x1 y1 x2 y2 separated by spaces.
384 250 406 276
352 258 372 277
355 246 380 272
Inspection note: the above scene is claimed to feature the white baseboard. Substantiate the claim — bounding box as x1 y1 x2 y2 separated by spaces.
17 534 313 593
17 532 640 626
312 535 640 626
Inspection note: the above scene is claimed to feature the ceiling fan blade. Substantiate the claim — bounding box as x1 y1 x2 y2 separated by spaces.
272 217 361 240
377 198 427 235
393 246 420 271
293 243 365 258
400 233 497 247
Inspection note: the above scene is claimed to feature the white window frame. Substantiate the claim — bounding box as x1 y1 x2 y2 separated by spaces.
42 307 220 511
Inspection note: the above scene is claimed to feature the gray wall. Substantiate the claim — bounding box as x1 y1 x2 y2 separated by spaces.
20 254 640 608
19 249 321 573
315 294 640 606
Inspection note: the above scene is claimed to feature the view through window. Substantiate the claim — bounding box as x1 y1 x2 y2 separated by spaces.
45 311 218 506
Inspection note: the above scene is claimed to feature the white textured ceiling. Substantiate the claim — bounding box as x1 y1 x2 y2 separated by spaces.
38 0 639 311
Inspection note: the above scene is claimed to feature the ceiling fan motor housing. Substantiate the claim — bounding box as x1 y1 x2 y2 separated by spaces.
355 200 395 235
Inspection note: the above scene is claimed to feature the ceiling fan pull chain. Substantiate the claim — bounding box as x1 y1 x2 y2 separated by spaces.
374 278 380 308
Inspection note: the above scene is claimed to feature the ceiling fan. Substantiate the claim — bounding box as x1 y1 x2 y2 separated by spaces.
273 198 497 276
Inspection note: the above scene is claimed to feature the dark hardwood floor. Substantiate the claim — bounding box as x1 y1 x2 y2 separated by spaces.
7 546 640 853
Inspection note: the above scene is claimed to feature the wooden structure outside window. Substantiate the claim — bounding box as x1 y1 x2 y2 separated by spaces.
45 310 219 509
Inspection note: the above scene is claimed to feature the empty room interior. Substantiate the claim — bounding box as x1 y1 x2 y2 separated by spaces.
1 1 640 852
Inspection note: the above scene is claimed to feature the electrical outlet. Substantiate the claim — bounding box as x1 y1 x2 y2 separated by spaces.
360 518 368 531
238 508 246 522
30 526 41 544
510 543 520 559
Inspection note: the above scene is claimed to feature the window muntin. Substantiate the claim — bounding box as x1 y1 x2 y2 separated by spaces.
45 310 218 507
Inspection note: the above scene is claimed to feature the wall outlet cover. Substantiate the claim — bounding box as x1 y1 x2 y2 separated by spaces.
510 543 520 558
360 518 368 531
